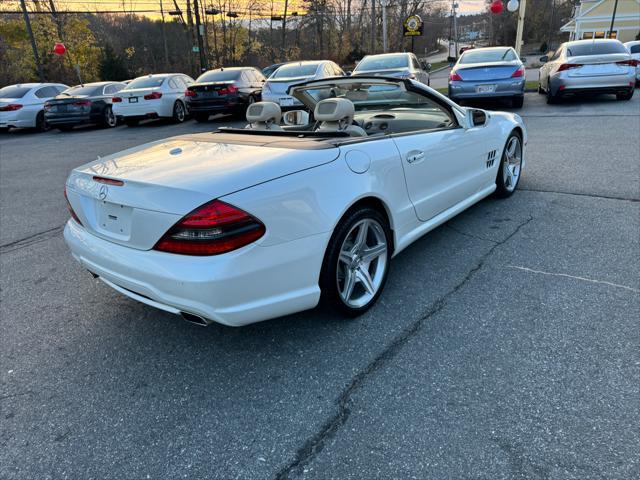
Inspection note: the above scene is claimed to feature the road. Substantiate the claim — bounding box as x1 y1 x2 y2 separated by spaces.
1 93 639 479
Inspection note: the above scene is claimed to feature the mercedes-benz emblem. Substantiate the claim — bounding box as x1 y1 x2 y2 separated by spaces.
99 184 108 200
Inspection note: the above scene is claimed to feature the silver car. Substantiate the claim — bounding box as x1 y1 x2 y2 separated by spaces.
262 61 345 109
539 39 636 103
623 40 640 84
448 47 526 108
352 52 430 85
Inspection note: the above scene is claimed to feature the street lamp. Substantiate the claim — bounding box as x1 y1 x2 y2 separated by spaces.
380 0 389 53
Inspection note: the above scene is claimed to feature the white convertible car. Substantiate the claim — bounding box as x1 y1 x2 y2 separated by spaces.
64 77 526 327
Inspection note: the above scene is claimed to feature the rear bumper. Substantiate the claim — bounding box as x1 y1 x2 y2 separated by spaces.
113 103 171 119
45 113 96 125
0 113 35 129
187 98 240 113
449 78 525 99
550 71 635 95
64 220 328 327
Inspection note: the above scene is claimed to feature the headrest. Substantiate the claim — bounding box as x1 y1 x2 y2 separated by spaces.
247 101 281 124
314 98 355 123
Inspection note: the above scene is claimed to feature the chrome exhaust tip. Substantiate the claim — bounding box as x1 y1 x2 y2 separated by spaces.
180 312 213 327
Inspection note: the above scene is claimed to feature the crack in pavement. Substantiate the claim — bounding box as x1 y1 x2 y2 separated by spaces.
445 224 499 245
519 188 639 203
274 214 535 480
0 226 64 255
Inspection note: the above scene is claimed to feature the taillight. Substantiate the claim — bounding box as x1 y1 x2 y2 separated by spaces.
185 89 197 97
64 187 83 226
153 200 266 256
112 96 122 102
449 72 462 81
0 104 23 112
511 67 525 78
218 85 238 95
617 59 639 67
144 91 163 100
557 63 582 72
74 100 92 107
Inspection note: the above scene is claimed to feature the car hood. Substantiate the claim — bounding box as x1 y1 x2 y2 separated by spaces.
66 133 340 215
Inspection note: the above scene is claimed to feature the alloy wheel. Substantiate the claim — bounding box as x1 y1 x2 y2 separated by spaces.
336 218 388 309
503 136 522 192
105 107 117 127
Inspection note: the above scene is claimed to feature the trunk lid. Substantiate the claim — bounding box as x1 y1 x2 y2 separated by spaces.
188 81 236 99
66 134 339 250
265 78 312 95
566 54 631 77
46 95 92 113
455 62 521 81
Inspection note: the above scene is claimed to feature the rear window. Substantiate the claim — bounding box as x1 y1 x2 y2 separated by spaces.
125 77 165 89
460 49 516 64
567 42 628 56
629 44 640 54
196 70 241 83
0 86 31 98
62 85 100 96
271 64 319 79
355 55 409 71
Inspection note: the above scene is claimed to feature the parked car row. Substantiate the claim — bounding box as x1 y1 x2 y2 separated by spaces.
447 39 637 108
1 53 435 133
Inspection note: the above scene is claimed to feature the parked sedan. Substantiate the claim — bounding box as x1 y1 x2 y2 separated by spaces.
0 83 68 131
623 40 640 85
448 47 526 108
112 73 195 126
262 61 345 108
185 67 266 122
63 76 526 327
45 82 126 131
539 39 636 103
352 52 430 85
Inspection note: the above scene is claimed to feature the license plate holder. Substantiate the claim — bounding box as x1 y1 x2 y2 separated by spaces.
476 84 496 94
97 201 132 237
128 97 138 103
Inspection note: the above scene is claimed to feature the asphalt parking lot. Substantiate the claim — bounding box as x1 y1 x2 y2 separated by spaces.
1 93 639 479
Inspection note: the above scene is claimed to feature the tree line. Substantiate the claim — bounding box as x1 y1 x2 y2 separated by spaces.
0 0 574 86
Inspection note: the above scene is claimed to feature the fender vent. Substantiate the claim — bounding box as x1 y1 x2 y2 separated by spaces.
486 149 497 168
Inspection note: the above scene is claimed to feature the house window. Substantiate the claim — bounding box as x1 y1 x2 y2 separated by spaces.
582 32 594 39
582 31 617 40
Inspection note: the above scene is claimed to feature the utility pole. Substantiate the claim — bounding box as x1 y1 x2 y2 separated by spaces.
370 0 376 54
381 0 388 53
514 0 527 56
608 0 619 38
159 0 170 69
282 0 289 56
453 1 459 59
20 0 45 81
192 0 207 72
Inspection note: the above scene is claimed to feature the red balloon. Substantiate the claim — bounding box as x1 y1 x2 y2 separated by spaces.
490 0 503 13
53 43 66 55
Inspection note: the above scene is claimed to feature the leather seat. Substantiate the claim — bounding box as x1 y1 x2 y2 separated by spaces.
314 98 367 137
246 102 283 130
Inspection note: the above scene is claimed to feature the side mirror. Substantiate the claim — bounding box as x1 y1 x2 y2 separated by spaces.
282 109 310 127
346 71 352 76
469 109 487 127
422 62 432 72
520 56 527 63
261 78 266 83
539 55 549 63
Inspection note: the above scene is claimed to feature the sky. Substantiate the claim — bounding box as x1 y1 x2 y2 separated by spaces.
2 0 486 16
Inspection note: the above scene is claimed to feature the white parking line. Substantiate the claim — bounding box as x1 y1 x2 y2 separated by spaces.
507 265 640 293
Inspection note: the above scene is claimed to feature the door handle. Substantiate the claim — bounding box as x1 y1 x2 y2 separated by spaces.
406 150 425 164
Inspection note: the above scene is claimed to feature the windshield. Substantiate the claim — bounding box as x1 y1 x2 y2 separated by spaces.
460 48 516 63
0 86 31 98
62 85 100 96
296 81 442 113
355 55 408 71
125 77 165 89
271 64 319 79
197 70 241 83
567 42 628 56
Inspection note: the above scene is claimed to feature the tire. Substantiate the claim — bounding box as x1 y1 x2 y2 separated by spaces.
616 89 634 101
494 131 523 198
193 112 210 123
511 96 524 108
537 83 544 94
320 207 391 317
546 83 559 104
35 111 50 132
124 118 139 127
102 106 117 128
172 101 186 123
